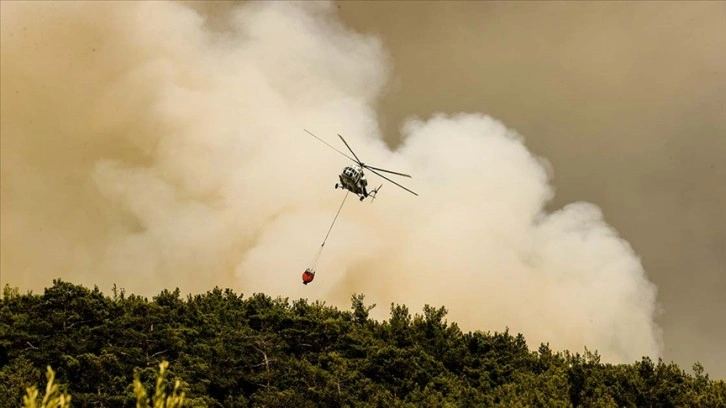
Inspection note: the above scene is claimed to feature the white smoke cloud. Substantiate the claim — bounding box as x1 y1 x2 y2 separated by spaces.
1 1 662 362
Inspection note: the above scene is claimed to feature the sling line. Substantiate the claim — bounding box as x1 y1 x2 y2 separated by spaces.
309 191 349 271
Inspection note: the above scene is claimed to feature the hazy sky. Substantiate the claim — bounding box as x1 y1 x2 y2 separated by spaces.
1 1 723 378
337 1 726 377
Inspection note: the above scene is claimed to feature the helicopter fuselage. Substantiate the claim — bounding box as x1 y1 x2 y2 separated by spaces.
336 166 368 199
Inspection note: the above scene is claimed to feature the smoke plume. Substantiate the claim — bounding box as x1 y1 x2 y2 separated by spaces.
1 1 662 363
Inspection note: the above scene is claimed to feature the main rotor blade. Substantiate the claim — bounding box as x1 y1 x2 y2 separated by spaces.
304 129 357 163
337 134 363 165
367 167 419 196
363 164 412 178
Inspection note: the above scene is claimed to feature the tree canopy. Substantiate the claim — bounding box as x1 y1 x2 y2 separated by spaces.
1 280 724 407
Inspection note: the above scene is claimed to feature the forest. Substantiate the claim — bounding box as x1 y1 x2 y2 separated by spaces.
1 280 724 407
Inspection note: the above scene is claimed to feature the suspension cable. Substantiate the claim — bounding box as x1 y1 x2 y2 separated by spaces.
309 191 349 270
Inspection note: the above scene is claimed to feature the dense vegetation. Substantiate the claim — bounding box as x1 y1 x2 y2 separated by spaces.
1 280 724 407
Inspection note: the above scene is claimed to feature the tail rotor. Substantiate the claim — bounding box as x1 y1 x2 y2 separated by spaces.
370 184 383 203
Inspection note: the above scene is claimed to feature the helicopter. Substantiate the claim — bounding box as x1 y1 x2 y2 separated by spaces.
304 129 418 201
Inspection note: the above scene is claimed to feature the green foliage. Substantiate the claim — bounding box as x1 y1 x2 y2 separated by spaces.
3 280 725 407
133 361 185 408
20 361 187 408
22 366 71 408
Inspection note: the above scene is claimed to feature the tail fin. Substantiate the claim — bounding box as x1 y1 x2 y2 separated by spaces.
370 184 383 202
